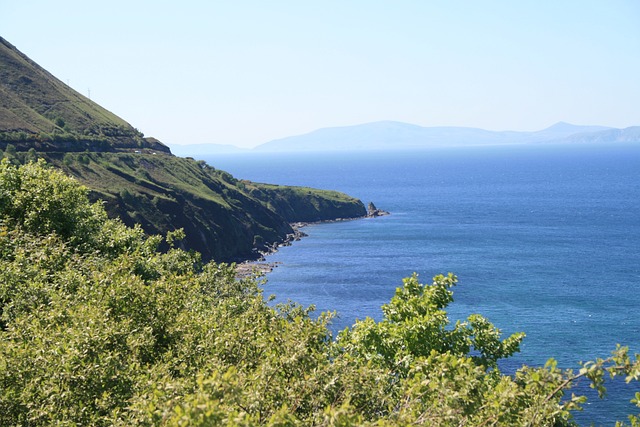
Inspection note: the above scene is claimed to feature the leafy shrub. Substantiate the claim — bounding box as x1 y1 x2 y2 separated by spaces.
0 161 638 426
0 158 104 244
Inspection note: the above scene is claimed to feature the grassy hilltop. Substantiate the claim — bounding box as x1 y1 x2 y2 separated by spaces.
0 36 365 261
0 37 165 153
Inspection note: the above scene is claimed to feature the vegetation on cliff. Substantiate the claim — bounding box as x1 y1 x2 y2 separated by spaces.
0 36 166 153
1 147 365 262
2 36 639 426
0 160 638 426
0 37 366 261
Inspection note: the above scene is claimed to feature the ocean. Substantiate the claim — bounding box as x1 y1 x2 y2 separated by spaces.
201 143 640 425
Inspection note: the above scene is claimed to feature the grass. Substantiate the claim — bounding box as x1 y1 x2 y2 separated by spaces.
37 151 365 261
0 37 159 152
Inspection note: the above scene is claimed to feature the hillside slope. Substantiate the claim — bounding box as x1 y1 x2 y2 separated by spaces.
0 37 367 261
0 36 168 153
38 151 364 262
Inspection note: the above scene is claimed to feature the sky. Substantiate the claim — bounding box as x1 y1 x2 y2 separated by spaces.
2 1 639 148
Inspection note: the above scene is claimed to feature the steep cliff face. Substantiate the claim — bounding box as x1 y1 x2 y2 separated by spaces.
43 151 365 262
1 37 368 262
247 183 366 223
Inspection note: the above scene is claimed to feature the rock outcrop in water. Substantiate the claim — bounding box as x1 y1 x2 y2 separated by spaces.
367 202 390 218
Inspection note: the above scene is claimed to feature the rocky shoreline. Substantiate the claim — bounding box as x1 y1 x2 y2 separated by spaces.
235 203 389 278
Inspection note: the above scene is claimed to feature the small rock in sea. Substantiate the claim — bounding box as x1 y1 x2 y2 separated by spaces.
367 201 390 217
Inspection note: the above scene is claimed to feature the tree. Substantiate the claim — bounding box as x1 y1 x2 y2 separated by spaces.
25 147 37 163
336 273 525 371
0 158 105 246
2 144 18 165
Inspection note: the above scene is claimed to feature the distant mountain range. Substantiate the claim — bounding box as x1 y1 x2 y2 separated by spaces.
172 121 640 155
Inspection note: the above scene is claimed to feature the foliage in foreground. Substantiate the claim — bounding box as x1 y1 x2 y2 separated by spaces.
0 159 638 426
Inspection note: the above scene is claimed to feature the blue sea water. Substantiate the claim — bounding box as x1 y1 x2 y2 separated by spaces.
201 143 640 425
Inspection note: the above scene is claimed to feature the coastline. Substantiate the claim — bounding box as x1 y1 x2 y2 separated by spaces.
235 222 307 278
235 208 389 278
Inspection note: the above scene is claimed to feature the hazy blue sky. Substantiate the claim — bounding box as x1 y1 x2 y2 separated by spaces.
2 1 639 148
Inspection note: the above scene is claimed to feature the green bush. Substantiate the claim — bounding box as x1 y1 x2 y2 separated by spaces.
0 160 638 426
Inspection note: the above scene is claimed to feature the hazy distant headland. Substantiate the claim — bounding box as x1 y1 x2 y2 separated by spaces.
170 121 640 156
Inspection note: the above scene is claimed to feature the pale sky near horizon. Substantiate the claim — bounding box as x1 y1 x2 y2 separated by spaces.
2 1 639 148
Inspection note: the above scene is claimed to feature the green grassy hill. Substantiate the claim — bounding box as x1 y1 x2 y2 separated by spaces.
0 37 366 261
43 151 365 261
0 37 167 153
